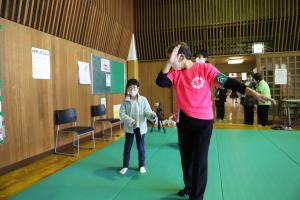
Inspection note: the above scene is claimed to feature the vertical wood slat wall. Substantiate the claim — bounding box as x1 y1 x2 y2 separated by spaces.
0 0 134 59
135 0 300 61
0 18 125 170
138 60 173 118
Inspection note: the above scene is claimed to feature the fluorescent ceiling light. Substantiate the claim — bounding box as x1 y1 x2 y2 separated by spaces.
228 59 244 64
252 42 264 54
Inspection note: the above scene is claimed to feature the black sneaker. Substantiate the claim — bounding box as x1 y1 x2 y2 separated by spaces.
177 189 190 197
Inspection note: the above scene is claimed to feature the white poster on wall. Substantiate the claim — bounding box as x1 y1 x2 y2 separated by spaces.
275 68 287 85
113 104 121 119
101 58 110 72
101 96 106 108
0 115 4 144
241 73 247 80
106 74 111 87
78 61 91 84
32 47 51 79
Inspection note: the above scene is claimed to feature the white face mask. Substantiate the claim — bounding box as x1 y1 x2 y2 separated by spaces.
196 57 206 63
173 60 183 70
128 90 138 97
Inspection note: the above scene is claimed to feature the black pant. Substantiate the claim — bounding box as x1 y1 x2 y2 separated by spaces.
123 128 145 168
257 105 269 126
177 111 213 200
243 105 254 124
215 100 225 120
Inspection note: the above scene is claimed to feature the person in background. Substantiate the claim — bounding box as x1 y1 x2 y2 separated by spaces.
253 73 271 126
215 87 227 122
194 50 208 63
230 89 239 103
242 74 257 125
156 43 276 200
119 79 157 175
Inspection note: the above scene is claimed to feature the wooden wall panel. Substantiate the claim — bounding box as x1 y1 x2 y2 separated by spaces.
0 18 125 169
0 0 134 59
135 0 300 61
138 60 173 118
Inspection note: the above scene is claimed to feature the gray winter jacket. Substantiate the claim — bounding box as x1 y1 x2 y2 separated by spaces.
119 95 156 135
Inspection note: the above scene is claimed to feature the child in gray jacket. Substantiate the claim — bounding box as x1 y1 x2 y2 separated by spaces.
119 79 156 174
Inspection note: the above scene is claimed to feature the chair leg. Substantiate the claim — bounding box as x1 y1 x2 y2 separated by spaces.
72 134 76 147
119 123 122 136
102 122 105 135
110 124 113 140
92 131 95 149
55 131 78 156
55 130 60 154
94 122 110 141
76 135 80 156
114 123 120 137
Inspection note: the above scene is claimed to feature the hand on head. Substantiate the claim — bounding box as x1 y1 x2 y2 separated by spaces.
168 45 181 64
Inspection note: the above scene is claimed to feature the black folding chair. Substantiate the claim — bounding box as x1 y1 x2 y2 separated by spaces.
91 104 122 140
54 108 95 156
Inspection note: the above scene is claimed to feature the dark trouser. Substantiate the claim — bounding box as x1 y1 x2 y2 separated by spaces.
257 105 269 126
215 100 225 120
243 105 254 124
123 128 145 168
177 111 213 200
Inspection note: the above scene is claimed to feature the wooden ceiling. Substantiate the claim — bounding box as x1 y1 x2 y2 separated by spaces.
1 0 299 61
0 0 134 59
135 0 300 61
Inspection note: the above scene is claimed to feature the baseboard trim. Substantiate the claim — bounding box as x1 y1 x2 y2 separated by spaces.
0 126 121 175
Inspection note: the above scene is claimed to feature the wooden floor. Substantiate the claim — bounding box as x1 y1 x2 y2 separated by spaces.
0 132 125 199
1 101 299 199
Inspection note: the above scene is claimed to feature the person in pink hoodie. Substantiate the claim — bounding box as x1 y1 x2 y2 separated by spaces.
156 43 276 200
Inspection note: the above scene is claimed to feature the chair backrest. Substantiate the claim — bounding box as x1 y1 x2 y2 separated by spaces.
55 108 77 125
91 104 106 117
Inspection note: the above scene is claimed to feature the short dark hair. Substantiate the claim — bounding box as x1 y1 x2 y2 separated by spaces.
126 78 139 88
195 50 208 58
253 73 263 81
166 42 192 60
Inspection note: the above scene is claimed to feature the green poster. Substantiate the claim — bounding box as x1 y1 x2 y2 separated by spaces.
91 54 125 94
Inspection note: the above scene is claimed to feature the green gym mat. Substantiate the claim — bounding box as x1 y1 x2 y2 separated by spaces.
10 129 300 200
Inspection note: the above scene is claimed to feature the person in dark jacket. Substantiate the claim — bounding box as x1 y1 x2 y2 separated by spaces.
215 87 227 121
242 74 257 125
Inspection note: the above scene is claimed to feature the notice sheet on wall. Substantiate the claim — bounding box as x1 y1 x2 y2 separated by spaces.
32 47 51 79
275 68 287 85
78 61 91 84
113 104 121 119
